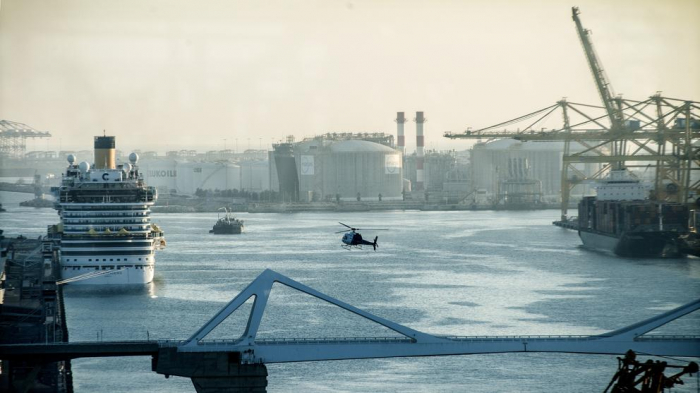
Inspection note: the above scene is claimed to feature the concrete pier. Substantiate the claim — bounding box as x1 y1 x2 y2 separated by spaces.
154 348 268 393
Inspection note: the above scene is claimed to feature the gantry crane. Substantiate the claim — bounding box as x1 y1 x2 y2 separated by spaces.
0 120 52 159
445 7 700 221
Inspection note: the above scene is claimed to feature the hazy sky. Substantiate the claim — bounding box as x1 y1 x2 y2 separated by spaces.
1 0 699 155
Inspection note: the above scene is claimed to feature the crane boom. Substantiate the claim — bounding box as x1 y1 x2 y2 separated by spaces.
571 7 624 131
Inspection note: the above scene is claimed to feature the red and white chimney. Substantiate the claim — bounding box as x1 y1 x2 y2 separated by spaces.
415 111 425 191
396 112 405 154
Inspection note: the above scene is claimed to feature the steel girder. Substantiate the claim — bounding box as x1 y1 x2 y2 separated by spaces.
444 96 700 219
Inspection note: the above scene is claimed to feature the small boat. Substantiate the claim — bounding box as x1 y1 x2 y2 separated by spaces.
210 208 244 234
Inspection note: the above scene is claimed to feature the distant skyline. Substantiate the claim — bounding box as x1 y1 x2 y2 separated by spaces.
1 0 699 156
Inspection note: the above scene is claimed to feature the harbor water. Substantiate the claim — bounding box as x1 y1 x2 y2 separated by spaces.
2 191 699 392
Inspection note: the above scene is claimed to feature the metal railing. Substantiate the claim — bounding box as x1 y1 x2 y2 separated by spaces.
7 334 697 350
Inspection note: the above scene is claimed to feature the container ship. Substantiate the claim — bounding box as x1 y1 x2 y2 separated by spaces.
50 135 165 284
576 169 688 258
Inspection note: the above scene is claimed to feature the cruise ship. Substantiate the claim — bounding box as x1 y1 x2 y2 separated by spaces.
51 135 165 284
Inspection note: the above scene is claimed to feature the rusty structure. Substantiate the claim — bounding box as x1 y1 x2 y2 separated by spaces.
445 8 700 221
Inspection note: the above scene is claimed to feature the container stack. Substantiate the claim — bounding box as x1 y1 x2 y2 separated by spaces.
578 196 597 230
661 204 690 232
578 198 689 235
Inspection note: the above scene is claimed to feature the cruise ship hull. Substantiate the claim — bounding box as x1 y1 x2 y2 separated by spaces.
578 229 682 258
58 235 161 284
60 264 154 284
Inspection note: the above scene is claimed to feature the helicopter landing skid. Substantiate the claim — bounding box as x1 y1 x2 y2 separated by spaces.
341 245 361 250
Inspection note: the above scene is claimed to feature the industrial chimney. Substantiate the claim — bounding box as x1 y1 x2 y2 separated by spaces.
94 135 116 169
415 111 425 190
396 112 405 154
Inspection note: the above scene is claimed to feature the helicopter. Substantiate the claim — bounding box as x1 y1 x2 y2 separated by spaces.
337 222 387 250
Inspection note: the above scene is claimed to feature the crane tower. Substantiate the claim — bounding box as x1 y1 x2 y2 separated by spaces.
445 8 700 220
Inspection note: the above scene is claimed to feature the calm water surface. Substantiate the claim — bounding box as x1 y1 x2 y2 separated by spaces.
2 191 699 392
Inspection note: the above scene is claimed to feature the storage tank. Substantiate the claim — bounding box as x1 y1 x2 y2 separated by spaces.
471 140 564 201
239 160 270 192
178 162 241 194
323 140 402 201
140 159 178 193
296 139 325 201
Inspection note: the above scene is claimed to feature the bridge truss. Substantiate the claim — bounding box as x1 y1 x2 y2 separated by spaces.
445 96 700 220
178 269 700 361
0 120 51 159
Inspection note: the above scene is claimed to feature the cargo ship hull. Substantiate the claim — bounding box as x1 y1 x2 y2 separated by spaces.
578 229 681 258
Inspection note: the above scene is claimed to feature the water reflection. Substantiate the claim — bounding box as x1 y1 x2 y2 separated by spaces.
63 281 156 298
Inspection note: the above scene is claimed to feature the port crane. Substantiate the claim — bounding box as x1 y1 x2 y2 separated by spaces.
445 7 700 221
0 120 52 159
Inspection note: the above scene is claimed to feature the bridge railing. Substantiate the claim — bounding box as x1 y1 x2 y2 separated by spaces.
635 335 700 341
441 335 596 342
254 337 414 345
155 334 700 348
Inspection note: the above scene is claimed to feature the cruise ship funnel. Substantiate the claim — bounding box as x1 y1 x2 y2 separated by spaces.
94 135 116 169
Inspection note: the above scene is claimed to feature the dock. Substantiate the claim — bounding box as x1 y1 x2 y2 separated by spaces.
553 217 579 231
0 232 71 392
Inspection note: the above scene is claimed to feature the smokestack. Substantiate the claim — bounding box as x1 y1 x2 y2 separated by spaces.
94 135 116 169
415 111 425 191
396 112 405 154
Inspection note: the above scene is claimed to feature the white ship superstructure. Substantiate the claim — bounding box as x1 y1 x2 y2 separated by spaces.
52 136 165 284
594 169 650 201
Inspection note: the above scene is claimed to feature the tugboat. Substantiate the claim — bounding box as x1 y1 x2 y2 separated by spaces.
210 208 244 234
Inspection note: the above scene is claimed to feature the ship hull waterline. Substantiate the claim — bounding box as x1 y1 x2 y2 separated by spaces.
578 230 683 258
60 263 155 285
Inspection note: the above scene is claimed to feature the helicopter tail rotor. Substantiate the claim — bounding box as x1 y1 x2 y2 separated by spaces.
373 236 378 251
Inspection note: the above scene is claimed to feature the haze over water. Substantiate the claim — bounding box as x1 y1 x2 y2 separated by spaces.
2 190 699 392
2 1 699 154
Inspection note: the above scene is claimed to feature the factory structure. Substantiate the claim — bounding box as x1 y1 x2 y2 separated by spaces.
265 110 598 207
397 112 599 207
471 140 583 205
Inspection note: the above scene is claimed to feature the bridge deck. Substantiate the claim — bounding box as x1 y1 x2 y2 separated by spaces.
2 334 698 363
0 341 158 361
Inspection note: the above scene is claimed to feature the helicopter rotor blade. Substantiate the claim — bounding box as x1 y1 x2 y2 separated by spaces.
335 230 352 234
338 222 353 229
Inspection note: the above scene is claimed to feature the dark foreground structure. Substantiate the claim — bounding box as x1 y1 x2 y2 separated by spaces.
0 235 72 392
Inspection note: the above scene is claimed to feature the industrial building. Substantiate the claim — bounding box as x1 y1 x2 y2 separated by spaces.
470 139 600 204
270 133 403 202
470 140 560 203
139 157 269 195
